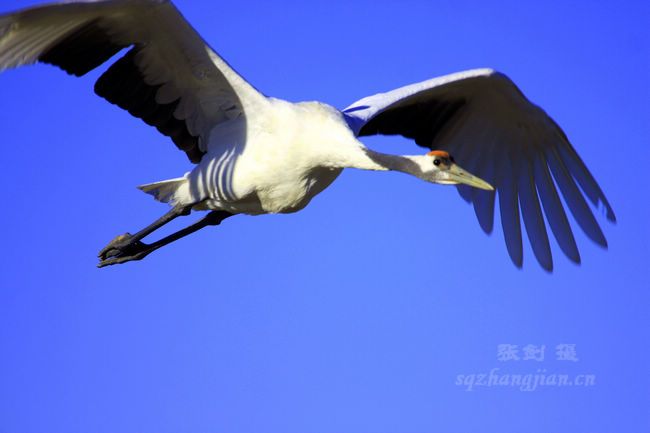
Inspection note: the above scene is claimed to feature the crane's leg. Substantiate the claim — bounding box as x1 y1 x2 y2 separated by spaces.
97 207 233 268
101 205 193 255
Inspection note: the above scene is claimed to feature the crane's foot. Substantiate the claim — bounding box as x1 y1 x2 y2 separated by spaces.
97 233 153 267
96 210 234 268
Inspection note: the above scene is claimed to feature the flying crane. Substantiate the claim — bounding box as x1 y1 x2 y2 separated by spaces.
0 0 615 269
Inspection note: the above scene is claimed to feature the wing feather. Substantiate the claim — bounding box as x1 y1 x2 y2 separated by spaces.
443 112 493 203
518 157 553 271
470 140 497 234
533 152 580 263
499 148 524 267
546 147 608 247
554 135 616 222
0 0 265 163
344 68 614 268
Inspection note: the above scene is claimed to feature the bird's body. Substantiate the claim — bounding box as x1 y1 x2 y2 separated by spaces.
161 99 350 215
0 0 615 269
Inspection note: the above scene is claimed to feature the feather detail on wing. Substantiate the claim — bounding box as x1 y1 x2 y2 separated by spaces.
0 0 265 163
343 68 615 270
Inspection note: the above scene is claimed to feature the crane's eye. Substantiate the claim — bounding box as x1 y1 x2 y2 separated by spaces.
433 159 441 166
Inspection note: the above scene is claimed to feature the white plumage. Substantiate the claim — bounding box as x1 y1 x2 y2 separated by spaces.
0 0 615 270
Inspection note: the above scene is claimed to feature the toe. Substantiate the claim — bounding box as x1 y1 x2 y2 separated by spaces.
98 233 133 258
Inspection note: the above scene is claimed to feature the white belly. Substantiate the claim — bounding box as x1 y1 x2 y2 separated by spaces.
253 166 343 214
191 155 342 214
186 99 352 214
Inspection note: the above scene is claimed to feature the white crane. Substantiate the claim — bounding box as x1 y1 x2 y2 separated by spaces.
0 0 615 270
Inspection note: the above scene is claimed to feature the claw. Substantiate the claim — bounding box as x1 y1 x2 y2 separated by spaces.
97 233 150 267
98 233 133 259
97 248 151 267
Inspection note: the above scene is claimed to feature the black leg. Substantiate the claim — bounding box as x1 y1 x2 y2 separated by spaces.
97 210 233 268
98 205 192 260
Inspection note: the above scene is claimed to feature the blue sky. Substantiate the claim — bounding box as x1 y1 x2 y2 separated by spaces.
0 1 648 432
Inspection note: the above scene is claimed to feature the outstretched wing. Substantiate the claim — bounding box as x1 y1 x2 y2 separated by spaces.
0 0 266 163
343 68 615 271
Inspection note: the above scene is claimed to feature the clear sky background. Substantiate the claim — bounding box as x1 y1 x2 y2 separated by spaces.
0 1 648 432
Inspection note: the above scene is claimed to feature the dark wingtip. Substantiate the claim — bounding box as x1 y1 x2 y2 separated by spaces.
606 207 617 223
508 249 523 269
39 19 126 77
571 252 582 265
478 219 494 235
566 247 581 265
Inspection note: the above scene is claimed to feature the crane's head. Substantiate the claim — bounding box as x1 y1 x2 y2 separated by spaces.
420 150 494 190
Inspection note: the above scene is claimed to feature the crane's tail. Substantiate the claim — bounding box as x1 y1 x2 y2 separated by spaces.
137 177 189 205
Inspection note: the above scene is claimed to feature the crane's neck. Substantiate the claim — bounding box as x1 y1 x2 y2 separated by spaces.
326 141 425 178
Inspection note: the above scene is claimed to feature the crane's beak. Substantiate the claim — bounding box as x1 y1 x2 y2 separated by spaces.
441 163 494 191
